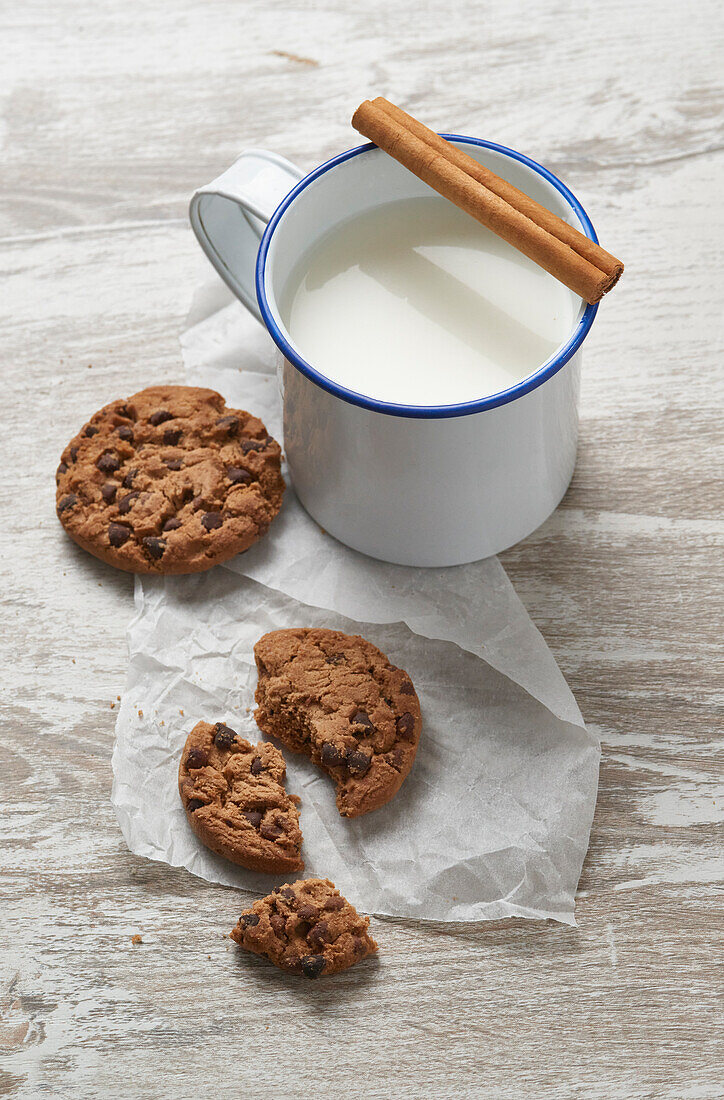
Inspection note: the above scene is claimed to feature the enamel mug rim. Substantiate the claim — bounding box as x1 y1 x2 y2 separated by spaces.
255 136 598 420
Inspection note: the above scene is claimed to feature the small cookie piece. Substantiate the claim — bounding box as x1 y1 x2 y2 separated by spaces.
55 385 284 573
254 628 422 817
231 878 377 978
178 721 303 874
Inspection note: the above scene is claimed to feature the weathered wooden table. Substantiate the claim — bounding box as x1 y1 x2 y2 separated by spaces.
2 2 722 1096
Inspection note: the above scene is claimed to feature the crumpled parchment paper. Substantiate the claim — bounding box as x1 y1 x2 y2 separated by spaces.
111 284 599 924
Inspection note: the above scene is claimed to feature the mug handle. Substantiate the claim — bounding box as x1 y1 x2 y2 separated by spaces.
189 149 305 322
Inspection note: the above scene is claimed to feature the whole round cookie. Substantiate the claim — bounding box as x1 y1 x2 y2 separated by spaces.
55 385 284 573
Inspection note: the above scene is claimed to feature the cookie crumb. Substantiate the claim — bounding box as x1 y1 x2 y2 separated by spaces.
179 709 184 716
131 934 143 945
110 703 115 709
138 709 143 718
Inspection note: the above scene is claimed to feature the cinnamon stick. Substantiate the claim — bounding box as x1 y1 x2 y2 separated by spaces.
351 98 623 304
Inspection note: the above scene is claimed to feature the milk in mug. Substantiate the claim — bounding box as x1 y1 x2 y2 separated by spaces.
281 196 579 407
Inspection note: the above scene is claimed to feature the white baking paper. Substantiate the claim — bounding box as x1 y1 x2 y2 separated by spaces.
111 284 600 924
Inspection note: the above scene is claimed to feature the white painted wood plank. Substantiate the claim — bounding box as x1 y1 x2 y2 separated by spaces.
1 0 722 1096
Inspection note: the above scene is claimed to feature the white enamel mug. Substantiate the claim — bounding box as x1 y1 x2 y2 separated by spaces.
190 137 599 566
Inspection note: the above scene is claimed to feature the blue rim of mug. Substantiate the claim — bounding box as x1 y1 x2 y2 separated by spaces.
256 136 599 420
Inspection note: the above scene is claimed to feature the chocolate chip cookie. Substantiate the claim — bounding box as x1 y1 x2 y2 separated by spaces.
55 385 284 573
254 628 422 818
231 878 377 978
178 721 303 874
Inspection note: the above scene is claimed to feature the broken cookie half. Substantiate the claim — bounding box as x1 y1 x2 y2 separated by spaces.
178 720 303 874
253 627 422 817
231 878 377 978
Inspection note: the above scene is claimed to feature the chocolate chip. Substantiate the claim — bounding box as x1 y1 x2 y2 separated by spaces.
57 462 68 477
118 491 139 514
148 409 173 426
108 522 131 547
400 680 415 695
214 723 237 749
240 438 264 454
142 536 166 560
122 468 138 489
185 748 208 769
201 512 223 531
163 428 182 445
243 810 263 828
260 822 283 841
186 798 205 812
215 415 239 434
396 712 415 739
279 887 296 902
101 482 117 504
346 750 372 776
307 921 332 949
240 912 260 927
350 709 373 730
321 742 346 767
250 757 263 776
162 517 181 532
191 495 205 511
300 954 326 979
115 404 134 420
325 652 345 665
96 452 120 475
163 458 182 470
57 493 78 514
270 914 287 936
84 424 99 437
70 445 79 462
226 466 251 485
116 425 134 442
297 904 319 921
352 936 368 955
323 896 345 911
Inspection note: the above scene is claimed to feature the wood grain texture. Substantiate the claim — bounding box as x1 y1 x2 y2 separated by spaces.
1 1 722 1097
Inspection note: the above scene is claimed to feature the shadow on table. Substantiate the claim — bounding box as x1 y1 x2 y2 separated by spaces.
378 914 582 960
57 526 136 601
232 949 383 1008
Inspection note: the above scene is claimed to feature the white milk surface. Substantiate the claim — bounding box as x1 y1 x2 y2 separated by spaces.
281 197 579 407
